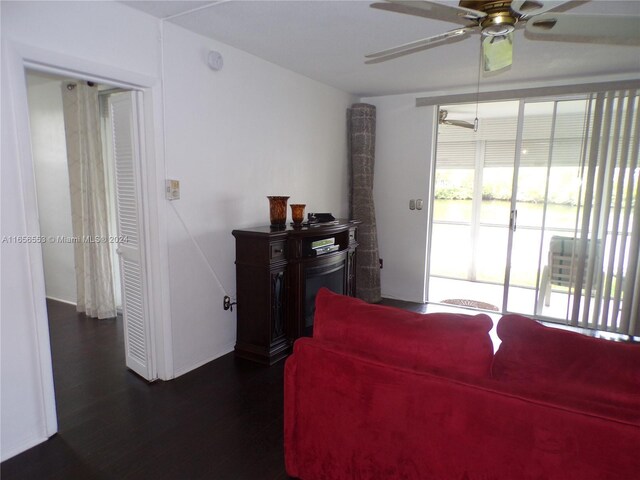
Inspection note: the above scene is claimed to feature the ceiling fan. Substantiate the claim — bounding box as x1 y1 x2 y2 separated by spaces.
366 0 640 72
439 109 477 129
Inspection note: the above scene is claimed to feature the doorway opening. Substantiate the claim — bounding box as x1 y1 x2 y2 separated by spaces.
26 71 122 315
26 68 156 428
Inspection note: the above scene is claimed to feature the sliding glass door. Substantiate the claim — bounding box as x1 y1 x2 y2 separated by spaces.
429 91 639 336
506 98 589 319
429 101 519 310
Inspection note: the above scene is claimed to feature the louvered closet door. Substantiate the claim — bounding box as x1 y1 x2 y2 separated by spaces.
109 92 155 381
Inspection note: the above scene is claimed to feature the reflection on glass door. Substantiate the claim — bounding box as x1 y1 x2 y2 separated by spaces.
429 101 519 311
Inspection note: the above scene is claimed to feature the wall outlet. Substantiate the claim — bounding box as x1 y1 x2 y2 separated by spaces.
165 179 180 200
223 296 232 311
379 258 383 269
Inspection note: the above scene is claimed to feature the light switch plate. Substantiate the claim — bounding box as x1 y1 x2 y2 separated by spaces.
166 179 180 200
409 199 416 210
416 199 424 210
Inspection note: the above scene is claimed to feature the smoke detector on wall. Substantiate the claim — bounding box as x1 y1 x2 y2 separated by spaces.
207 51 224 71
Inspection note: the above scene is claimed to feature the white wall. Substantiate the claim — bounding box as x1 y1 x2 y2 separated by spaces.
360 94 435 303
162 23 354 375
1 0 354 460
1 40 55 465
1 0 162 461
26 74 77 304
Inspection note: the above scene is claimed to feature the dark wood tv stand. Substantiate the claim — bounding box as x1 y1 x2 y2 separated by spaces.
232 220 359 365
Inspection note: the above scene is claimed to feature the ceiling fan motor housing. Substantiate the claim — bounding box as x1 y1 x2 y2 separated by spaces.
481 13 516 36
460 0 518 36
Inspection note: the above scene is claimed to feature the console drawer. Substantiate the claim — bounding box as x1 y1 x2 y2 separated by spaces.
270 241 286 261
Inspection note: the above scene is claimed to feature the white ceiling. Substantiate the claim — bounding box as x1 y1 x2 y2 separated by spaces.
121 0 640 97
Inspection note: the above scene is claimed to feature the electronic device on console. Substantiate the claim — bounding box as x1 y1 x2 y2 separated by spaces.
307 212 336 224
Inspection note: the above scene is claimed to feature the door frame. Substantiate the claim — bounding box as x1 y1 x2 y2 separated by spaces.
428 96 594 317
5 40 173 438
501 99 527 312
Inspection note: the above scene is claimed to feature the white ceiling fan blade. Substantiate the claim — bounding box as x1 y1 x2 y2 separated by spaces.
444 119 476 129
483 33 513 72
386 0 486 21
365 27 474 64
510 0 576 18
439 109 477 130
370 2 477 26
526 13 640 43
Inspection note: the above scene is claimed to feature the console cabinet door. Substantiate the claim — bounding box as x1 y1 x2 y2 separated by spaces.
347 249 357 297
270 268 286 344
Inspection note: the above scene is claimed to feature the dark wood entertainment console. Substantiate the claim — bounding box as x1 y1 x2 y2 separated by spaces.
232 220 359 364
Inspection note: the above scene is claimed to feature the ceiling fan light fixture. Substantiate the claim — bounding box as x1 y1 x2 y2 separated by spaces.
483 32 513 72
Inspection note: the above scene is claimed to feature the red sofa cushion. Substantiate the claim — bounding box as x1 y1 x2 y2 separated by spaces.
286 339 640 480
312 288 494 377
492 314 640 410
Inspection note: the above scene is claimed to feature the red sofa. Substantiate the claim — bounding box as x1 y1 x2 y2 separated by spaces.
284 288 640 480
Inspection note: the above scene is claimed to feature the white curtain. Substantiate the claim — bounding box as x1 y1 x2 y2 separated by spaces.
99 94 122 311
61 82 116 319
572 89 639 336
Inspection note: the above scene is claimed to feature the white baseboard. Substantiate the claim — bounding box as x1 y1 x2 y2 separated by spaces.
45 298 123 318
172 343 235 379
45 296 76 306
0 433 49 463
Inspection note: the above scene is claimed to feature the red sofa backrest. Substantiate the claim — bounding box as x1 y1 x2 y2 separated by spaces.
313 288 495 377
492 314 640 410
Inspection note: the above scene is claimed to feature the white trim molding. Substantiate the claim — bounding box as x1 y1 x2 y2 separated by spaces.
416 79 640 107
2 39 174 455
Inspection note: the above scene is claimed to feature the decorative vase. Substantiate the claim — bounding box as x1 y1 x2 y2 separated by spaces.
267 196 289 227
290 204 306 226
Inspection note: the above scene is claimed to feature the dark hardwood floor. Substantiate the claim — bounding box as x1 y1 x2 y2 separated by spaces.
1 299 289 480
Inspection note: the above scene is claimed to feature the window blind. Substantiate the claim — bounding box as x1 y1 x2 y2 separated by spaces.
572 90 639 336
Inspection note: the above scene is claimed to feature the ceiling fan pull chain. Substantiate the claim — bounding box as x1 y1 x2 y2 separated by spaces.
474 33 482 132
